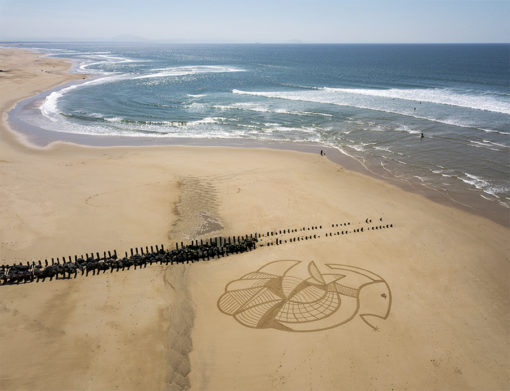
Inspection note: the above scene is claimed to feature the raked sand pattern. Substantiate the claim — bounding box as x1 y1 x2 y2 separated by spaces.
218 260 391 332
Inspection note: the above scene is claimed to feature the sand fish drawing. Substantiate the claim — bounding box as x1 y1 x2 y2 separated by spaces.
218 260 391 332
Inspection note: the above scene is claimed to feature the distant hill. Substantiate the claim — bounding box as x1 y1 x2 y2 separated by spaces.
109 34 149 42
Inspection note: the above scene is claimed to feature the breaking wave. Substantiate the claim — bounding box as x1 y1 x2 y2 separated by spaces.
233 87 510 115
41 65 245 121
134 65 244 80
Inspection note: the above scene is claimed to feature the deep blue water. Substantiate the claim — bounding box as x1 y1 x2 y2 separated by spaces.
11 43 510 212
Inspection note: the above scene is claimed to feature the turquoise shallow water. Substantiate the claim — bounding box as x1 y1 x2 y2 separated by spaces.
10 43 510 220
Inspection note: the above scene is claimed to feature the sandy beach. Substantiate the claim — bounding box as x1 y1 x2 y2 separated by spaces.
0 47 509 390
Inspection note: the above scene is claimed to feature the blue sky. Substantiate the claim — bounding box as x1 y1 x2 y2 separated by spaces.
0 0 508 43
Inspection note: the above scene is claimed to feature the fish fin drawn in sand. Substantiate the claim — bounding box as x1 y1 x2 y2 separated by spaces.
218 260 391 332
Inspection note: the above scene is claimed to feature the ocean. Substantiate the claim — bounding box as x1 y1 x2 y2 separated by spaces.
9 43 510 223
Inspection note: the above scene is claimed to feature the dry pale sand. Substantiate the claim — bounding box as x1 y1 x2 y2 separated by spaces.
0 47 509 391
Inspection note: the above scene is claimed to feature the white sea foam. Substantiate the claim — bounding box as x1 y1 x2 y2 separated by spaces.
41 90 66 122
483 139 509 149
255 123 319 138
322 87 510 115
40 74 129 121
469 140 502 151
186 117 225 126
481 128 510 136
457 173 509 199
104 117 123 122
135 65 244 80
137 117 226 128
430 167 456 179
368 124 386 132
186 102 208 112
460 173 490 189
374 146 392 152
78 53 144 74
347 144 365 152
232 88 510 129
32 112 244 140
394 125 422 135
214 103 332 118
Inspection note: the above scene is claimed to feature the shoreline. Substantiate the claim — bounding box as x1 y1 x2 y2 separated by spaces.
1 46 508 391
3 47 508 227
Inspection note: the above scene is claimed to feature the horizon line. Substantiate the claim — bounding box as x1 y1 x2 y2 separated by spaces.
1 40 509 45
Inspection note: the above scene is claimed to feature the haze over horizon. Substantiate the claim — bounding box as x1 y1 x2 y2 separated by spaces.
0 0 509 43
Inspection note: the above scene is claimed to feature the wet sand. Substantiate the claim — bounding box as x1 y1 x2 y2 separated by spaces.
0 47 509 390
